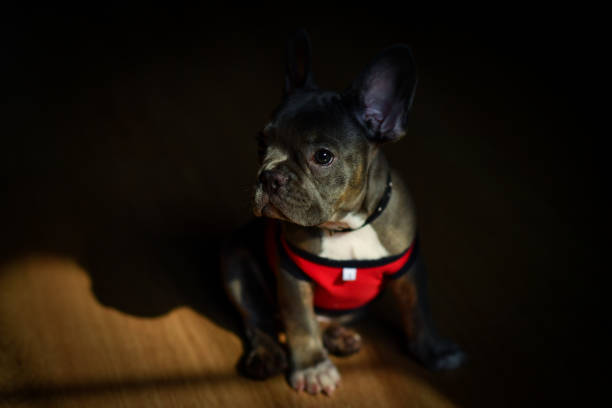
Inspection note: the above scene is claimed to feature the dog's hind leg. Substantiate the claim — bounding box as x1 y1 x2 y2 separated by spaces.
380 253 467 371
221 225 288 379
322 324 362 356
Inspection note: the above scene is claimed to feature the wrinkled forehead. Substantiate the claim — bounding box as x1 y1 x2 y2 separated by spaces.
268 91 361 146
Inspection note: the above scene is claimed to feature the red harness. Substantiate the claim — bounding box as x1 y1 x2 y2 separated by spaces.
265 221 417 313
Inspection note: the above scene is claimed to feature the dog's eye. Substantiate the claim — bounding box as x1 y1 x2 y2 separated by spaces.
313 149 334 166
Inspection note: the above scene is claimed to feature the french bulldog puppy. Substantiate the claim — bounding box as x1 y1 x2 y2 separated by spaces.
222 30 465 396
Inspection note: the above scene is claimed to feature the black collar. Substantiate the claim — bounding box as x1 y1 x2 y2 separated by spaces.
336 173 392 233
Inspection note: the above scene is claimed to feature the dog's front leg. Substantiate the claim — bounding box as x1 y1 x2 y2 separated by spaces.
277 266 340 395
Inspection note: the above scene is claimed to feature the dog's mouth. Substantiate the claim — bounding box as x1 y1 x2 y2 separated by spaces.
253 190 289 222
261 202 287 220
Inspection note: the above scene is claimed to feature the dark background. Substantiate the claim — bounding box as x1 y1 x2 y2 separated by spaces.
0 5 599 407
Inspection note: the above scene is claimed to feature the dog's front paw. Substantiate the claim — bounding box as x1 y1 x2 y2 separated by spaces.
290 358 341 396
409 337 467 371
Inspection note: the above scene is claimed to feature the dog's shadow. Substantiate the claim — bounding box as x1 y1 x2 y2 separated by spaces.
78 219 241 335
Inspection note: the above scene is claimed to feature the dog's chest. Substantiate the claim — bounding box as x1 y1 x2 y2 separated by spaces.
319 225 390 260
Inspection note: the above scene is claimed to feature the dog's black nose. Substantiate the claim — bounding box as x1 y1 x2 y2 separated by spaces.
260 170 288 193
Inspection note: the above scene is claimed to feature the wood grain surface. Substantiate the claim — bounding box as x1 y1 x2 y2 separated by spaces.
1 255 461 408
0 8 594 407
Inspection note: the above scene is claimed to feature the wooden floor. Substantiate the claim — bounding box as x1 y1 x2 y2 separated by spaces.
0 255 463 408
1 10 593 408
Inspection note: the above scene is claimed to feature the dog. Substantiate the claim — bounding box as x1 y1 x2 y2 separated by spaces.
221 30 466 396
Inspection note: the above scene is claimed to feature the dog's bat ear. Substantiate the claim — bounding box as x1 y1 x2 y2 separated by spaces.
284 29 316 96
344 45 417 143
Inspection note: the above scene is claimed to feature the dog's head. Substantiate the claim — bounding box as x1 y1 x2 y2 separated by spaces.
253 31 417 228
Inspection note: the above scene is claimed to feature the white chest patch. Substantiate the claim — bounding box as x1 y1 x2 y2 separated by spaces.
319 225 390 260
340 213 367 229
